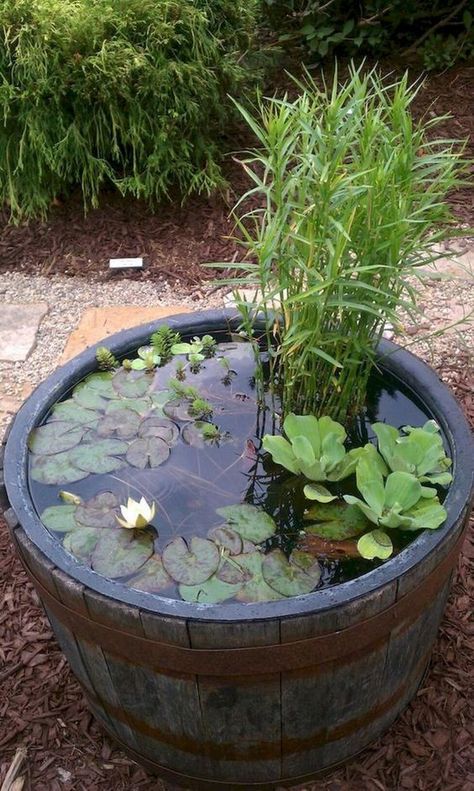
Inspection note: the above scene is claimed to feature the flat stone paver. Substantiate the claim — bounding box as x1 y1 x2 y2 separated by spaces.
60 304 190 363
0 302 48 362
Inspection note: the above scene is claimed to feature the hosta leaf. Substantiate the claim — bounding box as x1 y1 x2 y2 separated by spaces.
50 400 99 425
262 549 321 597
208 526 242 555
216 504 276 543
138 417 179 444
304 501 370 540
97 409 140 439
28 422 85 455
73 382 108 410
303 483 337 503
40 504 77 533
162 537 219 585
112 369 151 398
179 576 243 604
63 528 101 561
69 439 127 474
30 452 89 485
126 437 170 469
234 552 284 603
92 530 153 578
126 555 172 593
357 530 393 560
75 492 119 528
105 397 152 415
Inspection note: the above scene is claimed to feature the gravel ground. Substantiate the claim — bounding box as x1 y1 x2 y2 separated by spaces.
0 247 472 439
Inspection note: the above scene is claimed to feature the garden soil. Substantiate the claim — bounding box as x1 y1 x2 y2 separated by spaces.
0 355 472 790
0 65 472 285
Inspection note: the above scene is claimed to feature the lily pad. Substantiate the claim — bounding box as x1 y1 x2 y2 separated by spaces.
139 417 179 444
126 555 172 593
97 409 140 439
208 526 242 555
234 552 285 603
126 437 170 469
75 492 119 528
28 422 85 455
163 399 194 421
63 527 101 561
179 576 243 604
162 537 219 585
181 421 208 447
50 400 99 425
105 397 152 416
150 389 173 415
262 549 321 597
91 530 154 578
112 369 151 398
216 504 276 543
304 501 370 540
40 504 77 533
30 452 89 485
84 371 116 397
69 439 128 474
216 556 250 584
73 382 109 410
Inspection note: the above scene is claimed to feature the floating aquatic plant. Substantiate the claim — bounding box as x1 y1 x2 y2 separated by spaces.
95 347 118 371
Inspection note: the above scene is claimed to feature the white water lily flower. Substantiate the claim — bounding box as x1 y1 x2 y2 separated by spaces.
116 497 156 529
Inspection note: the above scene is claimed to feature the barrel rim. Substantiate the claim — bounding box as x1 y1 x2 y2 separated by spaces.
4 308 474 622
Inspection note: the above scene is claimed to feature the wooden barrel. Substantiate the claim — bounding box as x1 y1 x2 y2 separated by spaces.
2 310 473 788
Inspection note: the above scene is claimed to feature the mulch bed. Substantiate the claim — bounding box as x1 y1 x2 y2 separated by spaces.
0 357 473 790
0 64 472 286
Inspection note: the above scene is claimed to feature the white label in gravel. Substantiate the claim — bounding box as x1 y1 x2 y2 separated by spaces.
109 258 143 269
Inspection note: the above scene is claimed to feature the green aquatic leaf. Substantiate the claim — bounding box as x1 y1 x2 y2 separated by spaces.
112 369 151 398
72 382 109 410
126 555 172 593
105 397 152 415
125 437 170 469
262 549 321 597
262 435 299 475
179 576 243 604
97 409 141 439
30 452 89 485
163 399 194 421
216 504 276 543
84 371 116 397
50 400 99 425
150 389 173 415
390 497 447 532
171 342 196 355
40 504 77 533
384 471 422 511
208 526 243 555
69 439 127 474
357 530 393 560
63 527 101 561
303 483 337 503
162 537 219 585
138 417 179 444
234 552 285 603
75 492 119 528
91 530 154 578
304 500 370 540
28 422 85 455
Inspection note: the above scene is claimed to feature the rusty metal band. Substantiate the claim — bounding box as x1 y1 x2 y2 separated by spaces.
21 527 465 677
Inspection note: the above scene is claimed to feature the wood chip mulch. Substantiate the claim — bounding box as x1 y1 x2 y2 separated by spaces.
0 361 473 791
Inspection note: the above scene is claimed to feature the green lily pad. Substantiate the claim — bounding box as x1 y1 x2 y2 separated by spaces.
91 530 154 578
138 417 179 444
163 399 194 421
181 421 207 447
262 549 321 597
84 371 116 397
150 389 173 415
216 556 251 584
126 437 170 469
234 552 285 603
162 537 219 585
28 422 85 455
30 452 89 485
105 397 152 416
97 409 141 439
357 529 393 560
75 492 119 528
179 576 243 604
208 526 242 555
63 527 101 561
112 369 151 398
126 555 172 593
50 400 99 425
216 504 276 543
73 382 109 411
304 501 370 540
69 439 128 474
40 504 77 533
